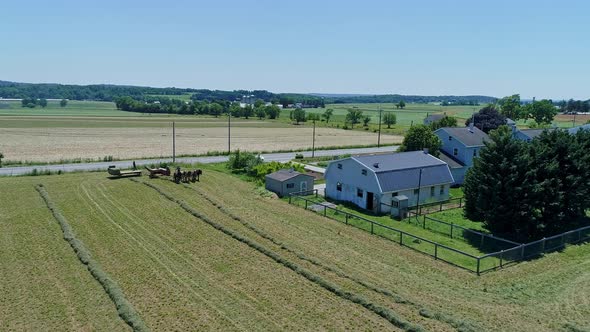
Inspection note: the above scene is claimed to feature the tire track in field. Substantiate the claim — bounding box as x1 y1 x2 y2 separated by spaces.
172 179 478 332
135 179 426 332
93 182 285 330
77 182 247 331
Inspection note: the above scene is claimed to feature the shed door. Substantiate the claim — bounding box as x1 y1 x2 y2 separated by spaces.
300 181 307 193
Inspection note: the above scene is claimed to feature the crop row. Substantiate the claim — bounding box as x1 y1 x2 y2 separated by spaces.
35 184 148 332
133 179 424 332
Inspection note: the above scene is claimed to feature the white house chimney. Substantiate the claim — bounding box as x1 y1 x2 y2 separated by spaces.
469 122 474 132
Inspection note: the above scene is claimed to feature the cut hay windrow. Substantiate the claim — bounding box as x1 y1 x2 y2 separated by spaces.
173 180 479 332
35 184 149 332
133 179 425 332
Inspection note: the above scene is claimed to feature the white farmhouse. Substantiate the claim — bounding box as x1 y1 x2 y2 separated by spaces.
325 151 454 214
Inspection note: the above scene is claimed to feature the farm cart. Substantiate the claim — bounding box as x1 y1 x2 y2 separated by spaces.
145 166 171 178
107 165 142 178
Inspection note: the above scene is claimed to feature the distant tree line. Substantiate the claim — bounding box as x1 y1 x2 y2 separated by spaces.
558 99 590 114
0 80 325 106
322 94 496 105
464 126 590 241
114 96 281 120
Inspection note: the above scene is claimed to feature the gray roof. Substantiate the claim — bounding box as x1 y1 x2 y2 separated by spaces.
425 114 445 122
437 151 464 169
265 169 312 182
568 124 590 134
436 127 489 147
353 151 454 193
506 118 516 125
516 129 545 139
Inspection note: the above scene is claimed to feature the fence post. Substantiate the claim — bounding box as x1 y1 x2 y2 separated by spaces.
423 215 426 229
500 250 504 268
541 237 546 252
315 189 318 198
371 222 374 234
400 232 403 245
476 258 480 276
305 200 308 210
521 244 525 260
434 244 438 260
345 213 349 225
289 195 292 204
450 224 454 239
460 198 463 207
561 233 566 248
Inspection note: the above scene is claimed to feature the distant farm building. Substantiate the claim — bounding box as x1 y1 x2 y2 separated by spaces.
423 114 445 125
324 151 454 214
434 125 489 185
265 169 314 197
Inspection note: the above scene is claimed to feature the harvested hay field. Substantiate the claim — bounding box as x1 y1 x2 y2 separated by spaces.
0 119 401 162
1 170 589 331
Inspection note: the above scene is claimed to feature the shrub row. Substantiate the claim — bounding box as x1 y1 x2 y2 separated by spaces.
135 179 424 332
35 184 148 332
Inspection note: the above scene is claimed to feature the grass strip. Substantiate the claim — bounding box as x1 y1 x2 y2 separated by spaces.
133 179 424 332
35 184 149 332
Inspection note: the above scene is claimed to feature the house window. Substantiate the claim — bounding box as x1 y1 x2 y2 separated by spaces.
439 185 444 195
286 183 294 189
453 148 458 156
361 169 367 175
392 201 399 208
448 136 453 141
337 163 343 169
473 149 477 157
414 189 419 195
357 188 363 198
336 182 342 191
430 186 435 197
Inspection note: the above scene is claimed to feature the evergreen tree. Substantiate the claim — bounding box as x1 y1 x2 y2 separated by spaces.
463 126 536 239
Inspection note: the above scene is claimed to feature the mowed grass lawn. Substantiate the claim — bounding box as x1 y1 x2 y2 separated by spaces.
1 170 588 331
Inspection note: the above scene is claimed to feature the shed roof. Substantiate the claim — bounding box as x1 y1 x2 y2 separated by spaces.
436 127 489 147
568 124 590 134
266 169 312 182
516 129 545 140
425 114 445 122
352 151 454 193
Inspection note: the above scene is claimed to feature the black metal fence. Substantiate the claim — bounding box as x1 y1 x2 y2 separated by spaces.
406 212 520 253
408 197 464 215
289 193 590 275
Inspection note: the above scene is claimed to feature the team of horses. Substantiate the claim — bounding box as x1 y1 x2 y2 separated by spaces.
173 167 202 184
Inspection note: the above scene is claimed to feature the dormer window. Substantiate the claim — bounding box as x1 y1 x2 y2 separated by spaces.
361 169 367 175
453 148 458 156
337 163 342 169
448 136 453 141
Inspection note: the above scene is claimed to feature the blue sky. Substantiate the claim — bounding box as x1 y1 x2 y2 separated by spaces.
1 0 588 99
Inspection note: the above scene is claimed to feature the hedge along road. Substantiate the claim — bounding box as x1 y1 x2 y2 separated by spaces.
0 146 398 176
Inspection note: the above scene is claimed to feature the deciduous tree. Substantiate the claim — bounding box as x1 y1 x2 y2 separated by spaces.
399 124 441 157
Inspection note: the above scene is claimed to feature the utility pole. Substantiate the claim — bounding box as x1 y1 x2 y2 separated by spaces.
377 105 382 148
228 108 231 155
172 121 176 163
415 168 423 218
312 120 316 158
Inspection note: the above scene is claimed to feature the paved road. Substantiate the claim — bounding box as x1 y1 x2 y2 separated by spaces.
0 146 399 176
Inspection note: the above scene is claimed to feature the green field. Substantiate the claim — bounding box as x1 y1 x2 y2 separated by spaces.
1 169 589 331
